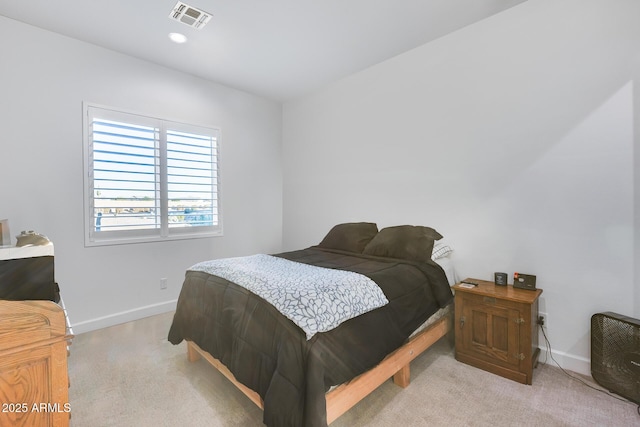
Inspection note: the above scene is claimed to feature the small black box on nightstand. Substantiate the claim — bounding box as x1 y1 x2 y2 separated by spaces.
513 273 536 290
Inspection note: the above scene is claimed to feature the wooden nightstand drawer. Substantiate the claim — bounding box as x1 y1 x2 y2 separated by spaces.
453 279 542 385
0 300 72 427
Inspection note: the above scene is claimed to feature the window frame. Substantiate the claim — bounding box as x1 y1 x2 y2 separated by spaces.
83 102 223 247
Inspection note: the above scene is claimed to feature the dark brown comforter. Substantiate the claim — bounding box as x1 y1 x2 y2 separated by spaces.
168 247 453 426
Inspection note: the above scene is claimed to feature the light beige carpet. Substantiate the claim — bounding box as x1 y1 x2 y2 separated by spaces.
67 312 638 426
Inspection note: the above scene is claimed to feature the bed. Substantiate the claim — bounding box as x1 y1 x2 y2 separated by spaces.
168 223 454 426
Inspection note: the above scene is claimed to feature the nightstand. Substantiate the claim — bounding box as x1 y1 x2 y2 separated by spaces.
453 278 542 385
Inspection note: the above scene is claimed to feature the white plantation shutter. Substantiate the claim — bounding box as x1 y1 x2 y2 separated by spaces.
91 117 161 234
84 104 221 246
166 129 218 229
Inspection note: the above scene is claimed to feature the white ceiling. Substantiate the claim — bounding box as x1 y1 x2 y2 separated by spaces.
0 0 525 102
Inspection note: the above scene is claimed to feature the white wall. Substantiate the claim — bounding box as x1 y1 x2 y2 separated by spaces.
283 0 640 374
0 16 283 333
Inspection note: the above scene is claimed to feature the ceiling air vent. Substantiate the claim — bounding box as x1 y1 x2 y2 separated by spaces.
169 2 212 29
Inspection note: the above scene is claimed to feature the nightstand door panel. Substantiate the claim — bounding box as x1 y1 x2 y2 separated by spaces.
460 297 520 369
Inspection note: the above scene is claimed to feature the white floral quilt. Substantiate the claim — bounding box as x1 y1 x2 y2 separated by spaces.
189 254 389 339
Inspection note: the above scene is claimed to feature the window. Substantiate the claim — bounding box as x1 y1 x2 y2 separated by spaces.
83 104 221 246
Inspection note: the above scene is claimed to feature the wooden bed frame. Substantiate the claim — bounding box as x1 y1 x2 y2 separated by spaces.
186 310 452 424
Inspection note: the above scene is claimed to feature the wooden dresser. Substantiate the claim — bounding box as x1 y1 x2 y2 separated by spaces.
0 300 72 427
453 278 542 385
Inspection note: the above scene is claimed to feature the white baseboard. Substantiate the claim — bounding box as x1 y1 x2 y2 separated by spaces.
68 301 593 378
70 300 177 335
538 344 591 377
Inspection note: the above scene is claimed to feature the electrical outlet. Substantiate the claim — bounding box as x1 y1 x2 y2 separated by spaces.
160 278 168 290
538 311 549 358
539 312 548 327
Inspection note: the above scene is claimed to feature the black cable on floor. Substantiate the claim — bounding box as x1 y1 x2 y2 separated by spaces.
539 323 638 413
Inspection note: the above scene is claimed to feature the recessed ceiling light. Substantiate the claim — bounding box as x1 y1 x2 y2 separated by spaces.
169 32 188 44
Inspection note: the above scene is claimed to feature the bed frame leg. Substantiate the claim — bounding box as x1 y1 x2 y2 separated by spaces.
187 341 202 362
392 364 410 388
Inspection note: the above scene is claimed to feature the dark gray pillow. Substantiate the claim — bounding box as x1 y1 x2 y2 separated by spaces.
362 225 443 263
317 222 379 253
